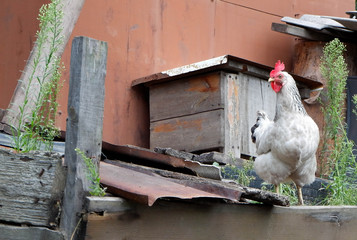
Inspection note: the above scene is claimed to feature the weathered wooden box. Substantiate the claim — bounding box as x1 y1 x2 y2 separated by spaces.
133 55 321 162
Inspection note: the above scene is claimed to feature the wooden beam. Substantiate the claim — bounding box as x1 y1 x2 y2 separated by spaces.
60 36 107 240
85 196 133 213
0 224 64 240
2 0 85 129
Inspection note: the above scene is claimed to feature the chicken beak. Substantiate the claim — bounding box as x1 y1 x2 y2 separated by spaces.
268 78 274 82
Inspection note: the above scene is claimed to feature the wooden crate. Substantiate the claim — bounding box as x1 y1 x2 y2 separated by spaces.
133 55 322 162
149 71 276 160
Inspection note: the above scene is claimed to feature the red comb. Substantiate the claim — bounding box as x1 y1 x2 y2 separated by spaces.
270 60 285 77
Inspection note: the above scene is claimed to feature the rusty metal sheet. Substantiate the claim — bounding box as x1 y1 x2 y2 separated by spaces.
100 161 241 206
102 143 221 180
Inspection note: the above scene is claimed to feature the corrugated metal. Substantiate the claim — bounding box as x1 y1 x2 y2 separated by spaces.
322 16 357 31
0 132 65 154
274 12 357 43
102 143 222 180
100 161 241 206
100 160 290 206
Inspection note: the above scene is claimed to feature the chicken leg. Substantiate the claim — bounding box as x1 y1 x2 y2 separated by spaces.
275 184 280 194
297 185 304 205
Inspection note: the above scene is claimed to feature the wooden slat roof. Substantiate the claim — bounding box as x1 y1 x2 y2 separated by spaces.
132 55 323 90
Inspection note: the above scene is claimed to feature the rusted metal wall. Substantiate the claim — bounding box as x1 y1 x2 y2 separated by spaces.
0 0 50 110
1 0 354 147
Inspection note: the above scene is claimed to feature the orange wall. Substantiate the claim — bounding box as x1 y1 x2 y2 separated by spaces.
0 0 49 110
1 0 354 147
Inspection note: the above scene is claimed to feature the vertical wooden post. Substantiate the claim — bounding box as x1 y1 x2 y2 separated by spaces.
60 36 107 239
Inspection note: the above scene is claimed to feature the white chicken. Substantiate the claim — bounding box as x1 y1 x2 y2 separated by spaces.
251 60 320 205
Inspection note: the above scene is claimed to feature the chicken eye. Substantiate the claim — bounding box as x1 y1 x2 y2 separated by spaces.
278 74 282 79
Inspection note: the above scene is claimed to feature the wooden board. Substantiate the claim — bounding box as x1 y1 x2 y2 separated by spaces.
0 224 64 240
0 149 66 227
149 72 222 122
238 73 276 157
85 201 357 240
222 73 240 159
150 110 223 152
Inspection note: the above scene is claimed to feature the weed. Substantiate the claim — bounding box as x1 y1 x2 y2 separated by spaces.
75 148 106 197
11 0 64 152
319 38 357 205
222 160 255 187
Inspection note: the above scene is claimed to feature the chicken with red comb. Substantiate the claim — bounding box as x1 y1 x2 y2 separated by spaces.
251 60 319 205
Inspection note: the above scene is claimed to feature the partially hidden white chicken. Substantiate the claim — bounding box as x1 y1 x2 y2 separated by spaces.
251 60 320 205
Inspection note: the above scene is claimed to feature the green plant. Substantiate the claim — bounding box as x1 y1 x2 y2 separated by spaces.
75 148 106 197
11 0 64 152
222 160 255 186
319 38 357 205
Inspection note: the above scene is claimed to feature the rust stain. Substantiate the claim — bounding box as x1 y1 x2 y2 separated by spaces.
153 119 203 133
187 76 219 93
153 123 177 133
180 119 203 131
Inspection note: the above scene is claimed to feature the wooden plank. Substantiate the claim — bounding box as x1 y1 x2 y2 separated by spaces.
0 149 66 227
149 72 222 122
237 73 276 157
85 196 133 213
0 224 64 240
60 36 107 240
85 202 357 240
222 73 240 160
3 0 86 129
150 110 223 153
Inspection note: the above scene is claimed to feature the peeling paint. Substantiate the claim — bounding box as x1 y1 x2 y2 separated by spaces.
162 55 228 77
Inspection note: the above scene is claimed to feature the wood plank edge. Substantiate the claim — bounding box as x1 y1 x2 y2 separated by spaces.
0 223 64 240
85 196 133 213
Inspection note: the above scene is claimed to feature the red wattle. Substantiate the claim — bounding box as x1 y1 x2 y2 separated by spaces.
271 81 282 93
